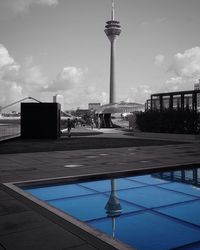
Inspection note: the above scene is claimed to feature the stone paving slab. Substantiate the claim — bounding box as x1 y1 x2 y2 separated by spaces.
0 224 85 250
0 197 30 216
0 210 51 236
0 244 5 250
0 144 199 183
0 190 13 201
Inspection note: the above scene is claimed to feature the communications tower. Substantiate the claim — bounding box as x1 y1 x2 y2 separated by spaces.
105 0 121 104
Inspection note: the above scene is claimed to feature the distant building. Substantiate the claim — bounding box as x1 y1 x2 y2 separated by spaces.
88 103 101 110
94 102 144 128
73 108 91 117
53 94 64 110
96 102 145 114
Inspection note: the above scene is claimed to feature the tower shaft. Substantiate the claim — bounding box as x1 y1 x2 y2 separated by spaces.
110 39 115 103
105 1 121 104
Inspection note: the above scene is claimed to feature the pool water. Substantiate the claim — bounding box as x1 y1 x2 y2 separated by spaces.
24 168 200 250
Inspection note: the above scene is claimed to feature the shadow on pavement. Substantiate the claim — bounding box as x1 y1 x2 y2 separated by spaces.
0 137 187 154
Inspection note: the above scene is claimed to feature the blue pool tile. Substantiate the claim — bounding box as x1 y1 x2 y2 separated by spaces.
48 194 143 221
155 200 200 226
79 178 145 193
117 186 196 208
89 211 200 250
128 174 169 185
159 182 200 197
26 184 96 201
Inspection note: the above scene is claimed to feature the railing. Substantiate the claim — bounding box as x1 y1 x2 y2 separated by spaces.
0 117 20 141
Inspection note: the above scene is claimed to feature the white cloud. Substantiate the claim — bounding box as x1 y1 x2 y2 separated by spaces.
42 66 108 109
0 44 48 108
126 85 152 103
0 44 14 68
43 66 87 92
0 44 108 110
154 54 165 66
17 57 47 87
37 0 58 5
62 87 108 109
163 47 200 92
171 47 200 78
0 44 22 106
0 0 59 18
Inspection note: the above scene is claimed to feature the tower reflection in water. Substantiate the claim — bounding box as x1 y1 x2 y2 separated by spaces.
105 179 122 238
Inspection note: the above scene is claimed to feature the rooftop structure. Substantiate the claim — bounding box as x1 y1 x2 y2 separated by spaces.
53 94 64 110
88 103 101 110
146 89 200 112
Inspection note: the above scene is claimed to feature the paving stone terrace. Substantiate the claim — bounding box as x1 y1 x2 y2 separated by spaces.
0 127 199 250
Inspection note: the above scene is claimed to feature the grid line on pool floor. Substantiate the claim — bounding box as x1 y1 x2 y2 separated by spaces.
85 202 200 232
88 210 200 250
172 240 200 250
40 181 200 229
148 183 200 199
156 182 200 197
78 178 148 191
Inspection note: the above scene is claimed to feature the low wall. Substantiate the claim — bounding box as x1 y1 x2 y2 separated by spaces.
134 131 200 142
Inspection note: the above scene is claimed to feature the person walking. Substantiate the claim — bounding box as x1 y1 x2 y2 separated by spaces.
66 118 73 137
91 118 95 129
97 116 101 129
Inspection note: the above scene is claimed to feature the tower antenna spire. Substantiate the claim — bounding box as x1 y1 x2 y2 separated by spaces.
111 0 115 21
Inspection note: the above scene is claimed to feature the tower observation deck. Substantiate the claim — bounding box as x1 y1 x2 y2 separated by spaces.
105 0 121 104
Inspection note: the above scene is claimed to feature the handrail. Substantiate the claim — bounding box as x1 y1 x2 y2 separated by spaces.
1 96 41 110
1 97 76 119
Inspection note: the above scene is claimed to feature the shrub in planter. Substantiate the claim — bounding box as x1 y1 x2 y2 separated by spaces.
136 110 200 134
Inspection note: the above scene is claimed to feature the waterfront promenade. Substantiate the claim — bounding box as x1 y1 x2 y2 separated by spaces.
0 127 199 250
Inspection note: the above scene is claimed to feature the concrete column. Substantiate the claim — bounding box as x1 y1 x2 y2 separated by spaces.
159 95 163 111
181 94 185 110
151 96 153 110
169 94 173 110
192 92 197 112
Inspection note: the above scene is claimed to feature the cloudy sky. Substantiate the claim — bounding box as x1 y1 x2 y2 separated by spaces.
1 0 200 110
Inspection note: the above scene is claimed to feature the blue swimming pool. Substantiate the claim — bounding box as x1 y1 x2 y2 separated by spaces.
23 168 200 250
